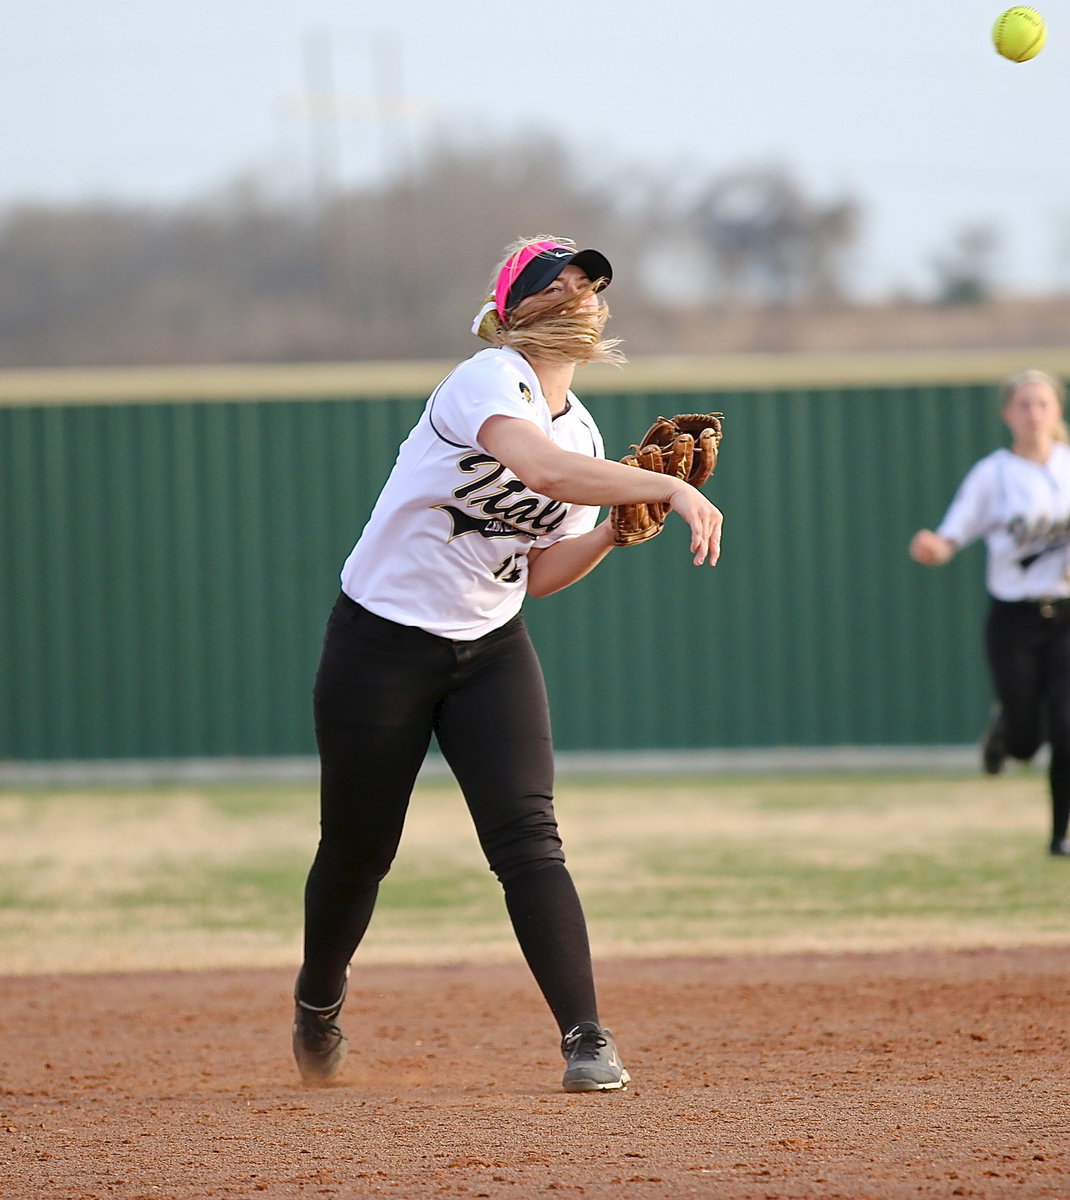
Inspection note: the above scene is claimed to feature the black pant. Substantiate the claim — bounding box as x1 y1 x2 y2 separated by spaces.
985 598 1070 843
300 593 599 1033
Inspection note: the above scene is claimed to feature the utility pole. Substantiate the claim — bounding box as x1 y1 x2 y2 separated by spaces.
285 29 432 352
371 30 422 332
301 29 345 206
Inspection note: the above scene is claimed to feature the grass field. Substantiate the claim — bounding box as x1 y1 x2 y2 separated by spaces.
3 769 1070 977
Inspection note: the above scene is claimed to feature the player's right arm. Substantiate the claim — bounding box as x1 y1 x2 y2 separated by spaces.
480 413 681 505
479 414 722 566
909 529 957 566
910 456 996 567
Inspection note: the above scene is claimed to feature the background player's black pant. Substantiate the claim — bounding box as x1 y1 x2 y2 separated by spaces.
301 593 600 1034
985 598 1070 844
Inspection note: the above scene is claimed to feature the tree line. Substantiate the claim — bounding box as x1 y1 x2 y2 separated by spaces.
0 131 977 369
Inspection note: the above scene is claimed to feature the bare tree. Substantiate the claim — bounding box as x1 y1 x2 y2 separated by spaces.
0 143 889 367
930 223 1000 306
689 165 860 305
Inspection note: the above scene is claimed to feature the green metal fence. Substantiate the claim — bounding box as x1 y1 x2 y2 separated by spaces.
0 371 1006 761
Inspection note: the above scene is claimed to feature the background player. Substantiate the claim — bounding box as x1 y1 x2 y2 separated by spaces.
910 368 1070 856
293 235 723 1092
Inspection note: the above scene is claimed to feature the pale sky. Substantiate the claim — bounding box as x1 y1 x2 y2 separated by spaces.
2 0 1066 298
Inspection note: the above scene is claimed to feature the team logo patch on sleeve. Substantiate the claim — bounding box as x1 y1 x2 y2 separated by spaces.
519 383 533 405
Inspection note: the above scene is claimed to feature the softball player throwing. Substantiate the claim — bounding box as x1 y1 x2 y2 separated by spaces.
910 368 1070 856
293 235 723 1092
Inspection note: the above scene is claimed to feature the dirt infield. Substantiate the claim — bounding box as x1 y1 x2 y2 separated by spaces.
3 947 1070 1200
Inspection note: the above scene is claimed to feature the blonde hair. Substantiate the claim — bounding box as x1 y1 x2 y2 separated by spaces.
479 234 625 368
1002 368 1070 443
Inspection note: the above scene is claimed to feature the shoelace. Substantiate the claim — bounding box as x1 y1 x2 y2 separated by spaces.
297 1005 343 1047
562 1029 607 1060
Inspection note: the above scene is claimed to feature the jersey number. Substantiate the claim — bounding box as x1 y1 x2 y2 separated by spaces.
492 553 523 584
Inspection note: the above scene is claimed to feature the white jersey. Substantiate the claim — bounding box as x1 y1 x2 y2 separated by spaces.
340 347 604 639
937 443 1070 600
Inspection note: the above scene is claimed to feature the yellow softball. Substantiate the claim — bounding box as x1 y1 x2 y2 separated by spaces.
992 6 1047 61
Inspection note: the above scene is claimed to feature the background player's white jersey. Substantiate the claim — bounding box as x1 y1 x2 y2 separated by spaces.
938 443 1070 600
341 347 604 639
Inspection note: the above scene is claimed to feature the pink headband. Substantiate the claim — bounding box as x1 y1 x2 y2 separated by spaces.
493 241 571 318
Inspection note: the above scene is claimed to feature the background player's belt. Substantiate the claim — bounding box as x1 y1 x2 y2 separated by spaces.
1000 597 1070 619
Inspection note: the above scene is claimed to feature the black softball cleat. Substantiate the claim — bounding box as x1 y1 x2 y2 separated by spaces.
1049 838 1070 857
292 976 348 1085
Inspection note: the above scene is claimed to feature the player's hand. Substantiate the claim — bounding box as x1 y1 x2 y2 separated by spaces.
669 482 723 566
909 529 955 566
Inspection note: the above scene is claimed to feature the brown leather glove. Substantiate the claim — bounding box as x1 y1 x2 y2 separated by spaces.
610 413 723 546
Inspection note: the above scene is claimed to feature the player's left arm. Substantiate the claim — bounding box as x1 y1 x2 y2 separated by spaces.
525 522 616 598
